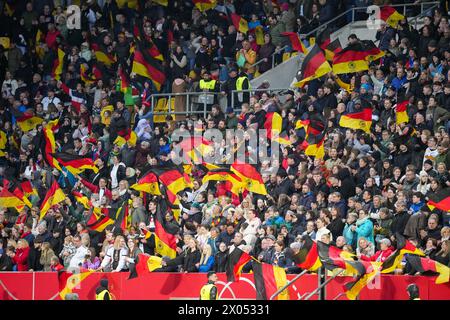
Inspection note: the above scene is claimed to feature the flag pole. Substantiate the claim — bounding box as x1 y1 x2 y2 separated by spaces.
303 269 344 300
269 269 309 300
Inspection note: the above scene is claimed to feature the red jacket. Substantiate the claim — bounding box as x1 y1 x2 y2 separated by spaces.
51 263 64 272
12 247 30 271
80 178 112 199
361 248 394 263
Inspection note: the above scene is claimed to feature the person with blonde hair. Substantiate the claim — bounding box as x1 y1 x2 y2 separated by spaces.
98 235 129 272
8 239 30 271
198 244 214 272
40 242 57 271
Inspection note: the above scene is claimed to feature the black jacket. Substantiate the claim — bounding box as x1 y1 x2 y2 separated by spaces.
183 248 201 272
328 217 345 241
390 211 411 237
213 251 228 273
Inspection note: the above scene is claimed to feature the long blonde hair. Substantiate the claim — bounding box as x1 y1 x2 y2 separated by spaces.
199 244 212 265
113 235 125 250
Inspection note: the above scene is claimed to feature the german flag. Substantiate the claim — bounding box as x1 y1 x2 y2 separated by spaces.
35 29 45 60
202 168 243 195
380 6 405 28
177 136 214 164
51 47 65 80
361 40 385 62
129 254 163 279
140 227 152 240
295 119 310 131
264 113 291 145
41 119 62 171
264 112 284 140
281 32 307 54
59 271 93 300
335 75 353 92
52 152 98 175
154 198 178 258
332 42 370 74
253 261 289 300
118 65 130 92
316 241 362 276
396 100 409 124
113 200 131 232
131 171 161 195
39 181 66 219
325 38 342 62
406 255 449 284
193 0 217 12
20 180 38 198
114 128 137 147
152 167 193 203
132 23 164 62
86 211 115 232
290 235 322 271
381 233 425 274
345 261 381 300
427 188 450 212
316 27 331 51
131 45 166 91
301 113 327 159
91 43 116 66
230 163 267 195
11 109 43 132
231 13 249 34
0 188 25 208
226 247 252 282
72 191 91 210
80 63 102 85
339 98 372 133
10 182 32 208
294 44 332 87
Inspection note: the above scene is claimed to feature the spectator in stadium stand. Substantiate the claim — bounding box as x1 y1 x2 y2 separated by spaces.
360 238 394 263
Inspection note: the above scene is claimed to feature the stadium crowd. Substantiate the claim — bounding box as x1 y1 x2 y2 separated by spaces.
0 0 449 280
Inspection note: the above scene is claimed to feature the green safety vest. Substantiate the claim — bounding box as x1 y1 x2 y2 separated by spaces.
236 76 251 91
200 283 217 300
95 289 112 300
199 79 217 91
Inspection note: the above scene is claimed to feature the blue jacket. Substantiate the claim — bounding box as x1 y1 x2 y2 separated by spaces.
409 201 425 215
343 223 356 247
299 192 315 210
355 218 374 245
198 256 215 272
391 76 407 90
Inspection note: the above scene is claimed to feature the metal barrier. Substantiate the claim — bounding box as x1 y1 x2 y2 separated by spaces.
150 91 223 119
250 2 440 74
147 88 292 120
230 88 291 112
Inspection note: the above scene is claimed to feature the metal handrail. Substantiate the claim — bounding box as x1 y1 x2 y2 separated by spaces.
250 2 440 74
150 91 223 119
230 87 291 111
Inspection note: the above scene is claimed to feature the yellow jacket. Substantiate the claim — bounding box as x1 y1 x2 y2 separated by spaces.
236 49 257 75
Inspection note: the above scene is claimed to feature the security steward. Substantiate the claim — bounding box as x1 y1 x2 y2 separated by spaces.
95 278 112 300
406 283 420 300
197 69 219 111
200 271 218 300
221 67 251 108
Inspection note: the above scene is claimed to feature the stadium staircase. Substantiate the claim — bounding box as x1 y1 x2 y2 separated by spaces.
250 2 441 89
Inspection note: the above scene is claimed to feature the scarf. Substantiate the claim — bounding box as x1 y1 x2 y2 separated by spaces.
356 216 369 227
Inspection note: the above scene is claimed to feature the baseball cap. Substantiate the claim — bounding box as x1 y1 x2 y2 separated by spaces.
265 235 276 241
